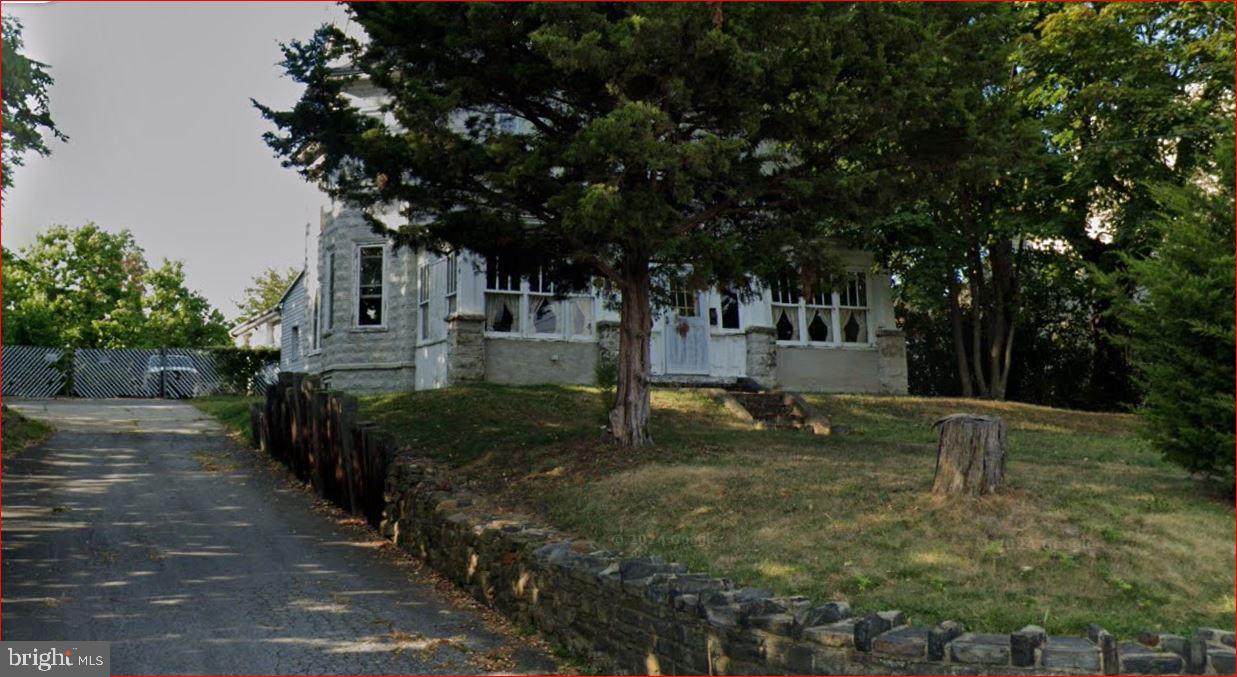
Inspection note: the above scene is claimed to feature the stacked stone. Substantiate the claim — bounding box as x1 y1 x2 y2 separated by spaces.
371 454 1236 676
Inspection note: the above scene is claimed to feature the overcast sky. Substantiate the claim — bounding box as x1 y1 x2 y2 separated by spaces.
1 1 352 319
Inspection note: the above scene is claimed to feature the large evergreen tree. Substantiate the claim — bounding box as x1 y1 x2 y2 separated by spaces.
1116 141 1235 484
257 4 930 446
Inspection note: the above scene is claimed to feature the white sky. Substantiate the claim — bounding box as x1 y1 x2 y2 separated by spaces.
1 1 352 319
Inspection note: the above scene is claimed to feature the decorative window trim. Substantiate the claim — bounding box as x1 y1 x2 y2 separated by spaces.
353 243 388 330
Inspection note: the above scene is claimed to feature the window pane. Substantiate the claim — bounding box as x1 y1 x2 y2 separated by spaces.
720 290 740 329
842 308 868 343
326 253 335 328
486 256 519 291
419 306 429 339
532 296 559 334
486 293 520 333
807 308 831 342
359 297 382 326
569 297 593 336
775 306 799 341
772 275 801 305
360 248 383 287
446 254 458 295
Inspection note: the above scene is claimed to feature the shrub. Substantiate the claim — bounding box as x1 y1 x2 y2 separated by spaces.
205 346 280 395
1117 155 1235 484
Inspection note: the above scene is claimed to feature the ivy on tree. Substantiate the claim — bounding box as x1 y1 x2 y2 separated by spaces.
256 3 927 446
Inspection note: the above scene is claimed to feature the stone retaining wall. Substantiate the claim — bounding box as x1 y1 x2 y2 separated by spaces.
378 459 1235 676
254 392 1236 676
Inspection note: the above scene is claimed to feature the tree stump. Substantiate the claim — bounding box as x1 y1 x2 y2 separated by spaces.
932 414 1007 496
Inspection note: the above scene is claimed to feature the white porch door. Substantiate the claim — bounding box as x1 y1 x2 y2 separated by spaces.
664 290 709 374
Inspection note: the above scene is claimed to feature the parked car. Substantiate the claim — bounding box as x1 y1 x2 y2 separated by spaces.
141 354 200 398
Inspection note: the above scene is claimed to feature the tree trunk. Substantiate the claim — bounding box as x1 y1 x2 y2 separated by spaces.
609 255 654 447
931 413 1007 496
947 271 974 397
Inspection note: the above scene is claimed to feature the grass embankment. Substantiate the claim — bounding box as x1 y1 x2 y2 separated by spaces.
359 385 1235 639
1 405 54 459
192 396 262 444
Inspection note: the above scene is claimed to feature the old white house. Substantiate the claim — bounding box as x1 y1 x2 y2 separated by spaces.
277 71 907 395
278 204 908 395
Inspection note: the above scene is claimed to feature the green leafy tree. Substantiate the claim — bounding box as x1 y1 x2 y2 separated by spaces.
144 260 230 347
3 224 147 348
1114 141 1235 484
234 267 299 322
886 2 1233 406
2 16 66 195
2 224 229 349
256 3 936 446
1016 2 1235 407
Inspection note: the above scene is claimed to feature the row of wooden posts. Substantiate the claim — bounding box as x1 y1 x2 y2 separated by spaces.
250 373 393 527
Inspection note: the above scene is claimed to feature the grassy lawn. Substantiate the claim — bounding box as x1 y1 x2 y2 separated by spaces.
192 396 261 444
1 405 54 459
361 385 1235 639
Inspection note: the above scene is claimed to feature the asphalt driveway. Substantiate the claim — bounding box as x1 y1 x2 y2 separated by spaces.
2 398 559 675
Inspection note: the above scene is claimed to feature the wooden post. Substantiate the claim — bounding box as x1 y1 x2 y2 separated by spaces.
932 413 1007 496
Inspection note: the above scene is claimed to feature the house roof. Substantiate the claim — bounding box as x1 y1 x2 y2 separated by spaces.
228 307 282 337
276 268 307 307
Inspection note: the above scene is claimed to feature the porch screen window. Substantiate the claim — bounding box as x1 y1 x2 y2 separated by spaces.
838 272 869 344
357 245 384 326
528 269 559 335
771 271 868 346
485 256 521 334
484 257 593 339
771 275 800 342
805 288 833 343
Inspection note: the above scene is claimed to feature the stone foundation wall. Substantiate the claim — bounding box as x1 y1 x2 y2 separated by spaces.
378 458 1235 676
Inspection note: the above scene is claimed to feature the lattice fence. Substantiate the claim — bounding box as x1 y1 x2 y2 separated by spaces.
2 345 279 399
1 345 67 398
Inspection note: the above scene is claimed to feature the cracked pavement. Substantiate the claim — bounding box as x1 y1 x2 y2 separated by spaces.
2 399 560 675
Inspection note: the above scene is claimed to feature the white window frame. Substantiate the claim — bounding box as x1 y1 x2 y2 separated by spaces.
772 270 872 348
354 243 388 329
711 288 744 334
483 257 595 341
445 252 458 316
418 261 431 341
835 271 871 346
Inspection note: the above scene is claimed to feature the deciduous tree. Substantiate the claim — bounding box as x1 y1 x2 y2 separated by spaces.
2 16 66 195
234 267 299 322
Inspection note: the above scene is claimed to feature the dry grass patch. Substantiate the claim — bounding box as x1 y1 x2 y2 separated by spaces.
358 385 1233 638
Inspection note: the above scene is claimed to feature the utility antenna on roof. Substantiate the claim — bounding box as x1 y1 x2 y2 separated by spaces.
303 221 310 269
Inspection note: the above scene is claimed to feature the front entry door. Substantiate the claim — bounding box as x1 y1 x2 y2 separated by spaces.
664 289 709 374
